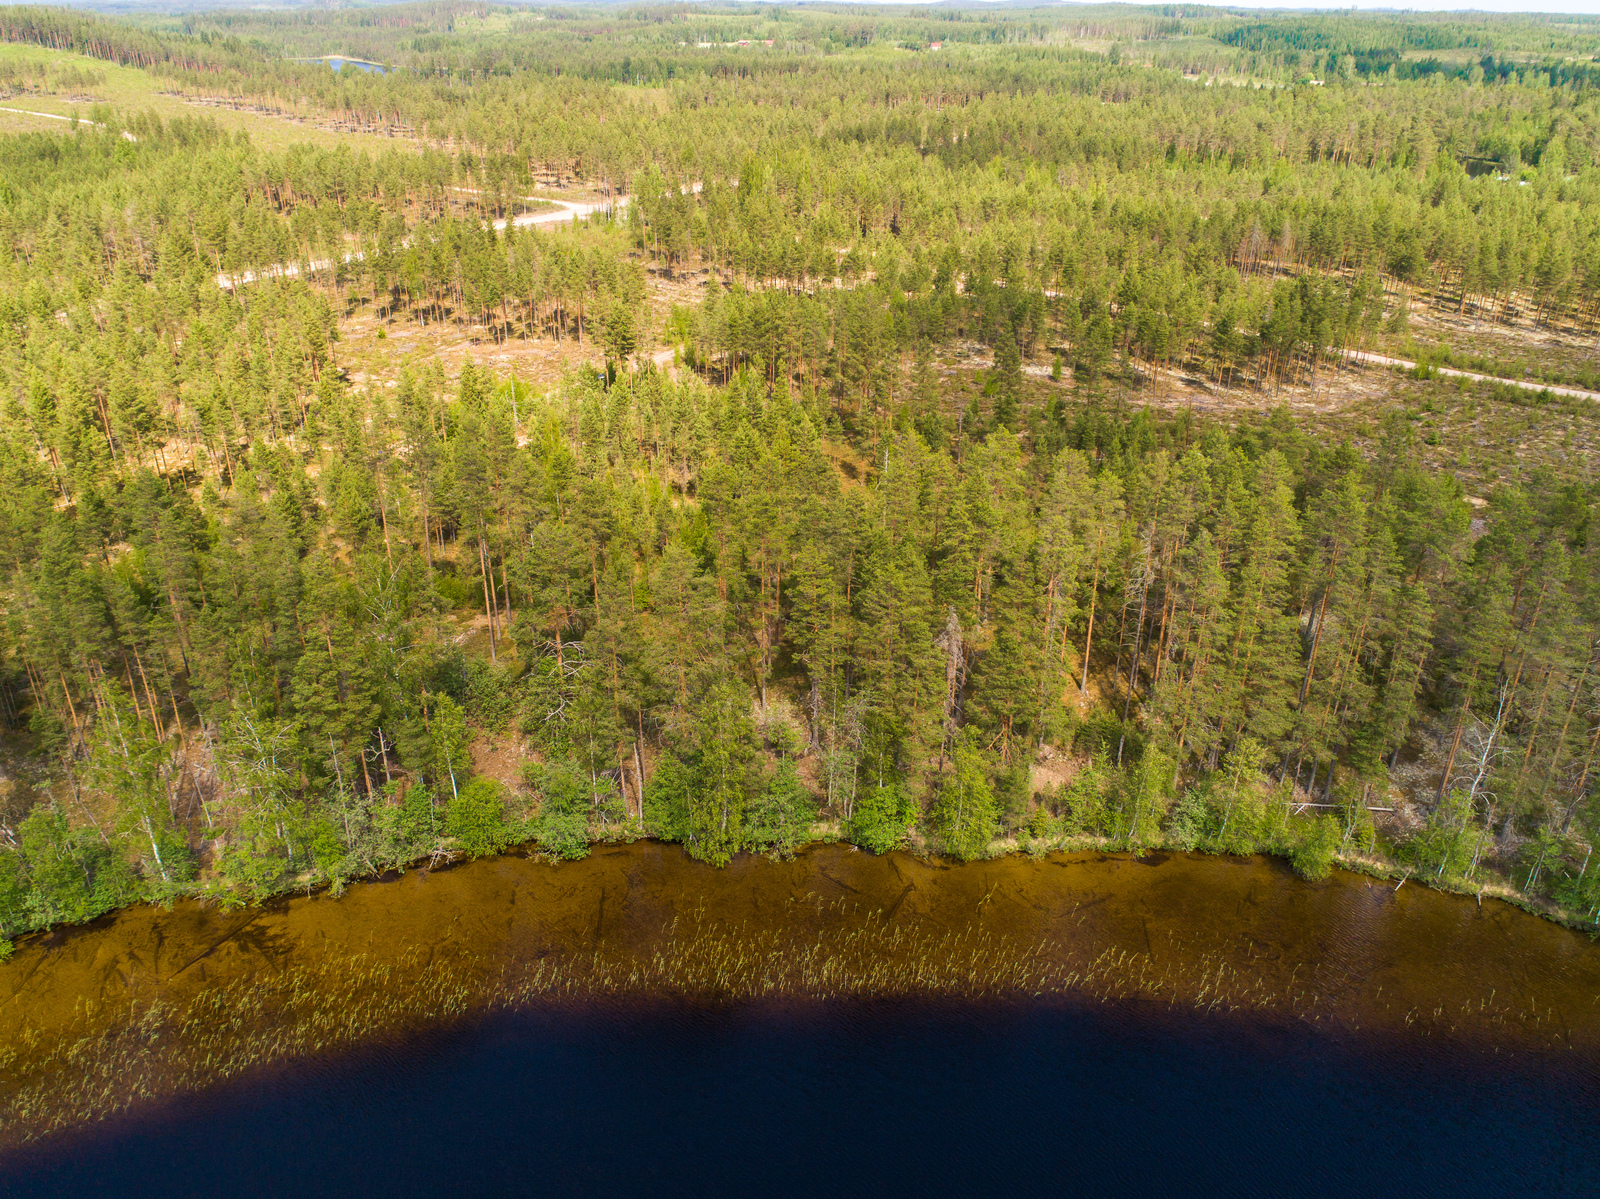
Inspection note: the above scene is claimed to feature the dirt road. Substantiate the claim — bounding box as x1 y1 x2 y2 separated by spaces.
216 196 627 290
1346 349 1600 403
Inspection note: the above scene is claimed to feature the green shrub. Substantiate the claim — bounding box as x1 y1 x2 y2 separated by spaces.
747 761 817 856
218 842 285 901
1060 756 1111 835
1165 788 1212 851
1118 747 1174 849
1025 802 1054 840
1211 739 1270 854
0 851 28 938
462 657 519 732
643 754 693 842
308 819 347 879
1553 855 1600 918
1400 789 1477 878
527 759 592 815
1338 792 1377 854
1215 787 1266 854
372 783 442 866
525 759 595 859
932 736 998 860
533 811 590 860
434 572 470 609
446 777 515 858
1292 815 1341 881
993 763 1032 832
850 783 917 854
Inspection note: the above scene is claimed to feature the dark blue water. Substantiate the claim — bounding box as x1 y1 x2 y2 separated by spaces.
4 998 1596 1198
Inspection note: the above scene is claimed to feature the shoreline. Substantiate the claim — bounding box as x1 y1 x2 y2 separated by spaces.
4 839 1597 1150
7 832 1598 959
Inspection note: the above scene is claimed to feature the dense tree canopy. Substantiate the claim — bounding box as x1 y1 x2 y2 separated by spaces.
0 3 1596 945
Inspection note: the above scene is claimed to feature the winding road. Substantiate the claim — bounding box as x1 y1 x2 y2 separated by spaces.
216 195 626 290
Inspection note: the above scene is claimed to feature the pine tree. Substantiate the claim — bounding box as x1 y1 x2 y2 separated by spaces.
934 732 997 860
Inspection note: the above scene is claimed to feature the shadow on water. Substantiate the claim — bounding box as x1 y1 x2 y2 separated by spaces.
6 995 1600 1198
1 844 1598 1193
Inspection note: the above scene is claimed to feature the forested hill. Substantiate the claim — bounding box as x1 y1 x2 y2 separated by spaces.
0 4 1595 947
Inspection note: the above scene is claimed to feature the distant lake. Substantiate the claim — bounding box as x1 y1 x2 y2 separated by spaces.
292 57 388 75
2 845 1598 1195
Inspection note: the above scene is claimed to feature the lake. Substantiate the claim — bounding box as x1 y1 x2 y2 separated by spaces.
292 57 388 75
1 844 1596 1195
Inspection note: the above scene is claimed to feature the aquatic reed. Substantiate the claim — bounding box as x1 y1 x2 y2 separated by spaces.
0 892 1561 1150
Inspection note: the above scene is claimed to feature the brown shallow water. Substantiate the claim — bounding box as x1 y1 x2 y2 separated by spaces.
1 842 1597 1145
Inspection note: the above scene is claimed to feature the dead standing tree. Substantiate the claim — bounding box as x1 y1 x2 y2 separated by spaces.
934 605 967 774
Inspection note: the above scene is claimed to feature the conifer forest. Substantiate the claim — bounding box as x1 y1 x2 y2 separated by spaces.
0 1 1597 947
